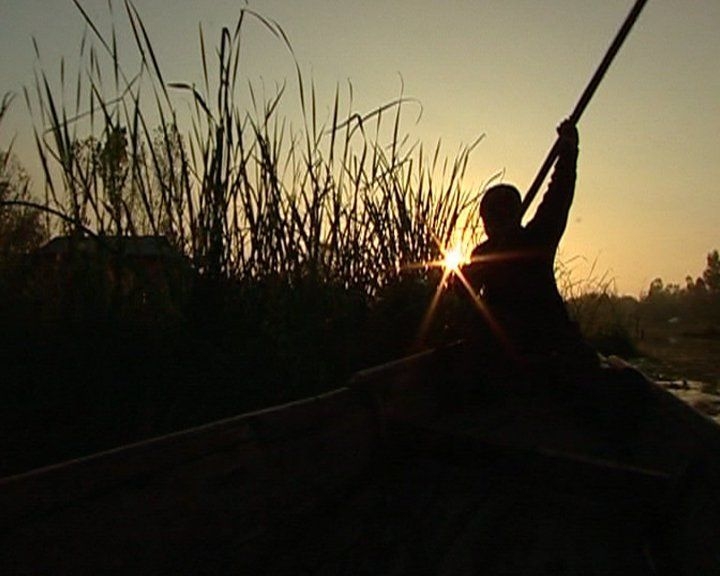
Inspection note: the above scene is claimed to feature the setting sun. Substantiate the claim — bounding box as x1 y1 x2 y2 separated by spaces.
442 245 468 275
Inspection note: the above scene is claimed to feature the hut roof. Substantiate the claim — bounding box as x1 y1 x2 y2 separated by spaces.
37 235 183 259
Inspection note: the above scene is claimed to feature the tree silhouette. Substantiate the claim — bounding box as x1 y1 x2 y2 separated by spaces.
703 250 720 294
0 94 47 258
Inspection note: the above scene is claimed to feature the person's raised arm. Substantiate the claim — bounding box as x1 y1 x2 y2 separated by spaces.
526 120 578 244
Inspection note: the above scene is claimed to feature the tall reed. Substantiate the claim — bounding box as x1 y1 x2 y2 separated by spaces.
28 1 486 298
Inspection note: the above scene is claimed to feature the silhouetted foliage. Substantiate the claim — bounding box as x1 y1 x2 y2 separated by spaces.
0 155 46 255
703 250 720 294
0 96 48 260
636 251 720 336
565 291 639 356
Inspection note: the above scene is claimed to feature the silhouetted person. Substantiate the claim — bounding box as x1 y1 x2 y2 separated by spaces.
463 120 596 369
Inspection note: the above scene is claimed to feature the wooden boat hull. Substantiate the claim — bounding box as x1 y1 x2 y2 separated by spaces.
1 343 719 574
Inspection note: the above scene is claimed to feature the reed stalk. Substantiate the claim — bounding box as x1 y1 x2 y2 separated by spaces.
28 1 486 299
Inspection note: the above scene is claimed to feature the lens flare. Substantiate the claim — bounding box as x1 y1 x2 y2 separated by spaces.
442 245 467 274
413 242 471 344
409 239 518 357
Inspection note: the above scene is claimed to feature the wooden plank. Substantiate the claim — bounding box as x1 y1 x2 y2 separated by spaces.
0 387 378 529
398 421 674 511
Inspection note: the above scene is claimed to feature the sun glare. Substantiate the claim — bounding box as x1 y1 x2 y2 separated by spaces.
410 236 517 356
442 245 467 274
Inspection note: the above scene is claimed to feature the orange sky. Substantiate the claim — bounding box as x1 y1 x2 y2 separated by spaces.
1 0 718 296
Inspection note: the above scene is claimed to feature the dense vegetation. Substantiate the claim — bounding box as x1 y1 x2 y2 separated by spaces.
566 251 720 348
564 253 720 388
0 5 484 475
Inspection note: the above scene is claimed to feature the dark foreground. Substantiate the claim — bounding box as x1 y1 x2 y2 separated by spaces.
2 344 720 575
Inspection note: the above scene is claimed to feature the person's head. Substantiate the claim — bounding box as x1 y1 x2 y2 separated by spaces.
480 184 522 239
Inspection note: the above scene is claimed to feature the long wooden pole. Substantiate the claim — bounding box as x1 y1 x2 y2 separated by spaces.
520 0 649 217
